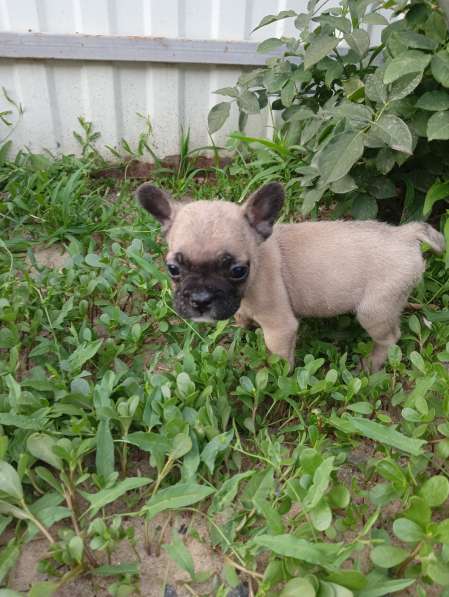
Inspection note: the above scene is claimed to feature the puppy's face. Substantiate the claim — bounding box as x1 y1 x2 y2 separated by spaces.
136 182 284 322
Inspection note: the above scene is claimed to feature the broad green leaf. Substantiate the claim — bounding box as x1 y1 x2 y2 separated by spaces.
395 30 437 50
170 433 192 460
252 534 342 566
209 471 254 515
363 13 388 26
426 559 449 585
253 497 284 534
82 477 151 515
351 195 378 220
237 91 260 114
181 433 200 481
145 482 215 519
347 401 373 415
28 582 58 597
301 187 325 216
410 350 426 373
208 102 230 134
417 91 449 112
200 430 234 474
68 535 83 564
85 253 105 268
304 34 339 70
338 416 426 455
93 562 139 576
253 10 297 32
370 545 409 568
384 51 431 84
70 377 90 396
343 78 364 102
328 485 350 509
304 457 334 509
281 80 296 108
0 590 22 597
393 518 425 542
331 175 357 194
325 61 344 87
431 51 449 88
436 519 449 543
365 70 387 104
263 70 289 92
61 339 103 373
125 431 171 454
419 475 449 507
5 375 20 408
214 86 238 98
332 102 373 125
0 540 21 585
373 114 412 154
345 30 370 57
163 533 195 580
319 582 353 597
358 578 415 597
404 496 431 527
0 500 29 520
0 461 23 501
280 578 316 597
318 14 351 33
25 506 70 541
0 411 48 431
326 570 366 590
257 38 284 53
427 111 449 141
317 132 364 184
423 181 449 216
96 419 115 479
27 433 62 470
389 72 422 102
176 372 195 396
310 500 332 531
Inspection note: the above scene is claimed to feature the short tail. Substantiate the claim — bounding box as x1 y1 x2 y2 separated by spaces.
403 222 445 255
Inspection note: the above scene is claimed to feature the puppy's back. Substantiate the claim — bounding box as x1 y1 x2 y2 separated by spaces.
272 220 441 317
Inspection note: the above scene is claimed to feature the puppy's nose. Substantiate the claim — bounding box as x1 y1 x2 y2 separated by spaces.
190 290 213 313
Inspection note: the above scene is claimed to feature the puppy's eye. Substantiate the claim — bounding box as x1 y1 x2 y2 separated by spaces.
167 263 180 278
230 264 249 280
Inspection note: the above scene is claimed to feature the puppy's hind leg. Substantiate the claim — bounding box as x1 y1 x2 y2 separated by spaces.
356 305 401 372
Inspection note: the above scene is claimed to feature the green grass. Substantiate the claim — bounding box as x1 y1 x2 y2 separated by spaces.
1 141 449 597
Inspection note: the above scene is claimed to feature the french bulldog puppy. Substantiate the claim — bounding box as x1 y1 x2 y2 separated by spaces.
136 182 444 372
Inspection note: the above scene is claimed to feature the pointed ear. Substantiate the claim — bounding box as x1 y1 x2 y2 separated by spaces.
243 182 284 239
135 183 178 232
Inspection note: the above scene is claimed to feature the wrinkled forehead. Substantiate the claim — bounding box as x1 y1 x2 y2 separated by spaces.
167 201 250 263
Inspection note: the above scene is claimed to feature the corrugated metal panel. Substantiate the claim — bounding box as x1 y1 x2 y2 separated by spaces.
0 0 363 158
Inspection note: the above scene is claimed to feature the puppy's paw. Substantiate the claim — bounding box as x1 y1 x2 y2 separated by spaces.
234 311 257 330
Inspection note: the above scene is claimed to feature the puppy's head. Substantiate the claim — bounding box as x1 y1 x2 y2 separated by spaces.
136 182 284 322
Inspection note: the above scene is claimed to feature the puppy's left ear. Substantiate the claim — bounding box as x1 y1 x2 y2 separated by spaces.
243 182 284 239
136 183 178 232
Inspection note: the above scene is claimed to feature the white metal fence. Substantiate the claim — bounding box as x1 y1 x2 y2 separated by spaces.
0 0 380 158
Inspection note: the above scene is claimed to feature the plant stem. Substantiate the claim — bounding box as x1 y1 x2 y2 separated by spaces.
21 503 55 544
396 541 423 578
55 564 85 590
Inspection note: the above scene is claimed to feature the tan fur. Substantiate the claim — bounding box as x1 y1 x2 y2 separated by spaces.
237 219 444 370
136 183 444 372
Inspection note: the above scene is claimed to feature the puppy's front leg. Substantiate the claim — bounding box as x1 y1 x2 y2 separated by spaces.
234 309 257 330
259 315 298 370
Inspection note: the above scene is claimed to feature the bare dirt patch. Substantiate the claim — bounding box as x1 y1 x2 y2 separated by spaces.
9 513 224 596
28 244 71 272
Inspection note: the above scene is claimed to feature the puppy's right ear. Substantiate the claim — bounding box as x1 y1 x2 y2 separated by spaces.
136 184 178 232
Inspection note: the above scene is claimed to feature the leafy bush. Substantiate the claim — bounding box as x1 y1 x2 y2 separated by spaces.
209 0 449 224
